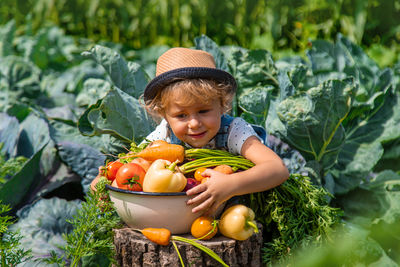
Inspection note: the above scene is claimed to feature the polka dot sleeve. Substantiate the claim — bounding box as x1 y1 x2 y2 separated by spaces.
143 119 170 143
227 117 262 155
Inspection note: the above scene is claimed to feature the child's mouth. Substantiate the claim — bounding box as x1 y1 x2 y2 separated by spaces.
188 131 206 139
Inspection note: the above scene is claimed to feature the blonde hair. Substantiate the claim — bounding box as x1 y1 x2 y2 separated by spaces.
145 79 234 118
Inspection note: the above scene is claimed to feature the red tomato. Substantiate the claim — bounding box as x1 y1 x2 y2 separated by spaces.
116 163 146 191
105 161 124 181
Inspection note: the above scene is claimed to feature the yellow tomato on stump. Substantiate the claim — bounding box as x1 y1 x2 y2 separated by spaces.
191 216 218 240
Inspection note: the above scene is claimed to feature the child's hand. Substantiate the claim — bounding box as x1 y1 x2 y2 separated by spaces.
186 169 235 216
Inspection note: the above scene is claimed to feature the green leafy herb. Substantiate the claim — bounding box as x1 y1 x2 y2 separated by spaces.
242 174 342 265
0 201 32 266
45 181 121 267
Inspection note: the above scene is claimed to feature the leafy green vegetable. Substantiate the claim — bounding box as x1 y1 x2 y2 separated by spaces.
81 45 150 99
0 146 45 211
243 174 342 265
56 141 106 193
335 170 400 226
0 20 15 58
274 78 355 171
16 25 80 71
0 56 41 100
75 78 112 107
16 113 51 158
238 85 273 125
263 35 400 198
62 192 119 267
0 114 19 157
375 139 400 173
78 87 154 144
8 198 80 266
49 119 104 150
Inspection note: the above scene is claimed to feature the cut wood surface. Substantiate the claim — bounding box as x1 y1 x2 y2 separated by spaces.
113 224 263 267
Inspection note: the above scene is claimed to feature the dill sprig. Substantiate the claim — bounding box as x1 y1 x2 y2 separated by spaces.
64 192 120 267
45 178 121 267
242 174 342 265
0 202 32 266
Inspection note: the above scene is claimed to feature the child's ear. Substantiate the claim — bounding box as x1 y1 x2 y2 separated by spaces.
152 106 165 117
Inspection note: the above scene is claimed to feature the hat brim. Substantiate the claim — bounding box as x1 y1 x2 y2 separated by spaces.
144 67 237 102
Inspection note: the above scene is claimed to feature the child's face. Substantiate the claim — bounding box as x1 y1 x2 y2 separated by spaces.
164 96 223 148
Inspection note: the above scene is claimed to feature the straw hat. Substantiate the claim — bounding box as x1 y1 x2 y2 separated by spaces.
144 47 237 102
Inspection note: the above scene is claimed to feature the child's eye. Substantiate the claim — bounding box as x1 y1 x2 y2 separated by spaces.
175 114 187 118
199 109 210 114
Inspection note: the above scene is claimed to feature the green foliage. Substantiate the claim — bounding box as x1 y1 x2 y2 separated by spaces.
45 186 120 267
81 45 151 99
278 223 399 266
78 45 155 144
56 141 106 194
0 145 46 211
243 174 342 265
276 78 355 169
0 143 27 185
193 35 400 264
2 0 400 66
0 14 399 265
77 86 154 144
0 202 32 266
63 182 120 267
8 198 80 265
260 34 399 193
64 194 118 266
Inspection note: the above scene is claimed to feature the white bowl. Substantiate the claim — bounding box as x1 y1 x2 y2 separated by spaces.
106 185 224 234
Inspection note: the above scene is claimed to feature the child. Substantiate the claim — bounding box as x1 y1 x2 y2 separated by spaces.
143 47 289 216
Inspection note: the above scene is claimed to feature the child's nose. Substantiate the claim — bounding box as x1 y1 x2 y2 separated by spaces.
188 117 201 129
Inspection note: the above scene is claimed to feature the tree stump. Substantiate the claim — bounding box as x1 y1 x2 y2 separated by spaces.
113 224 263 267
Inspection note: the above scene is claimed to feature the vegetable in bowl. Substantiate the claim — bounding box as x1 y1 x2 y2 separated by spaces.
106 185 224 234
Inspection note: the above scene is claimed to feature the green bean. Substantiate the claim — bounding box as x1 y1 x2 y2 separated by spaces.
179 156 254 173
185 148 239 159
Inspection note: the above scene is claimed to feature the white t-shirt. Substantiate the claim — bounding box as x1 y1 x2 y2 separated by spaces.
145 117 262 155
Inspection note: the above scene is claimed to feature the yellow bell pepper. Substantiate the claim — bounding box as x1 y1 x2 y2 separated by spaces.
142 159 187 192
219 204 258 241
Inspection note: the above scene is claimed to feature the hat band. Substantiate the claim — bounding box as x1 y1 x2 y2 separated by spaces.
144 67 236 102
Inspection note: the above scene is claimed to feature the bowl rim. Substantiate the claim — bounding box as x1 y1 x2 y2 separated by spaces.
106 184 187 196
